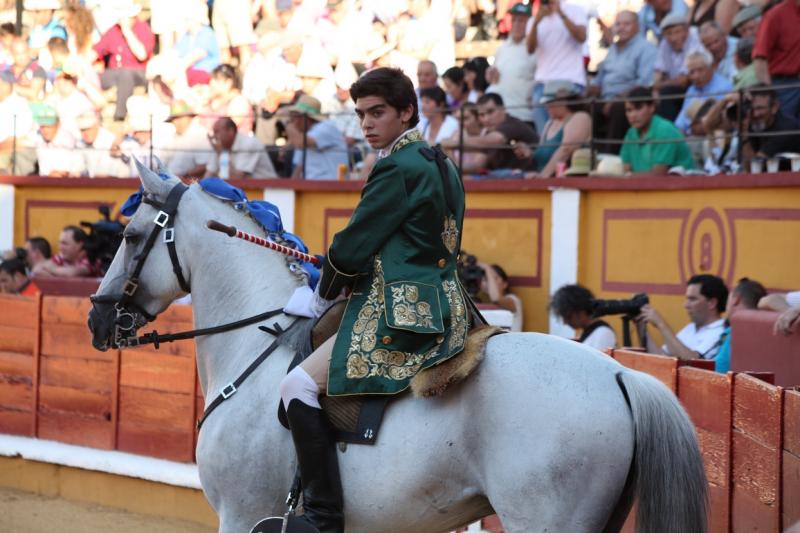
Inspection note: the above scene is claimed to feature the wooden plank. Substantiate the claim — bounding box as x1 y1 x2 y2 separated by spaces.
117 422 193 462
0 326 34 353
120 351 195 394
38 385 111 419
731 374 783 532
41 296 93 326
0 409 34 436
783 450 800 532
613 349 678 392
0 295 38 329
118 386 194 428
0 382 33 411
40 323 112 361
39 356 114 392
0 351 34 378
37 410 113 449
786 390 800 457
32 292 42 437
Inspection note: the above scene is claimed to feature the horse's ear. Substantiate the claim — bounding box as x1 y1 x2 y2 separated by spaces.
135 158 172 197
153 156 179 182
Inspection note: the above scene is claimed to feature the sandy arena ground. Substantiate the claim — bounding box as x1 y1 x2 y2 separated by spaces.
0 487 216 533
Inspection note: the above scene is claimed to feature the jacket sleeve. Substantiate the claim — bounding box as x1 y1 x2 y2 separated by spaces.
317 159 410 298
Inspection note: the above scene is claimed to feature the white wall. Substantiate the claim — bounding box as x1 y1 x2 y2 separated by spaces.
549 188 581 337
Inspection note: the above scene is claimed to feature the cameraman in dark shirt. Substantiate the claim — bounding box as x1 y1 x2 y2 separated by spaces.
742 84 800 164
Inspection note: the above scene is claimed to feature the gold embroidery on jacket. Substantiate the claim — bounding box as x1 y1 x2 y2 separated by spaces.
390 284 435 329
391 129 424 154
441 216 459 255
443 279 467 352
345 256 440 380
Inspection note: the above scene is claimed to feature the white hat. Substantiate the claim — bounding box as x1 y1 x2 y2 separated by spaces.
76 111 99 130
296 42 333 79
126 95 155 131
24 0 61 10
334 60 358 90
590 155 627 177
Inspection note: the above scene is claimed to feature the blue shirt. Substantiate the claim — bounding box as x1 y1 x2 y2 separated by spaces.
175 26 221 73
595 35 658 98
292 120 349 180
714 325 731 373
674 72 733 133
639 0 689 41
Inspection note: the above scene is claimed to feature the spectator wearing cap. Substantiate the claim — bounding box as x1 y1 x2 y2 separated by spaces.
516 81 591 178
173 2 221 87
621 86 695 173
30 102 80 177
733 37 758 90
653 15 704 120
205 116 277 179
4 37 46 101
638 0 689 41
25 0 67 53
485 2 538 125
92 1 155 121
675 49 733 133
203 64 253 134
731 5 761 39
162 101 214 179
280 95 348 180
419 86 460 146
753 0 800 121
699 21 739 83
76 111 128 178
0 70 36 175
211 0 256 69
443 92 539 173
589 11 657 154
34 225 101 278
526 0 588 135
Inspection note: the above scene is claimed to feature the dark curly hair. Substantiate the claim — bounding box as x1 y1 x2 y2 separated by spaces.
549 284 595 320
350 67 419 128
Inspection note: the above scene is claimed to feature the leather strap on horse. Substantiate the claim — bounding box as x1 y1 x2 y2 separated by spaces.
197 316 299 430
123 307 286 349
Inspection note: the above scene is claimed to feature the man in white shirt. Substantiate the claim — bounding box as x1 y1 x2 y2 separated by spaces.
31 102 81 177
162 101 213 179
549 284 618 351
486 2 537 124
640 274 728 360
205 117 277 179
653 15 704 120
76 111 129 177
526 0 588 134
0 71 36 174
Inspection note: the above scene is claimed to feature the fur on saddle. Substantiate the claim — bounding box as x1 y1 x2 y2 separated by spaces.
410 325 505 398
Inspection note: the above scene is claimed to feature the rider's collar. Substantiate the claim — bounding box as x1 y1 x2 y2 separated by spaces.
377 128 424 159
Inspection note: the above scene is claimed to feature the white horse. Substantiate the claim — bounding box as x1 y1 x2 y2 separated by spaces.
88 164 708 533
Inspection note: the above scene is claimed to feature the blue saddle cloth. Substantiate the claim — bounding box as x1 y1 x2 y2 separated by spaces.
121 176 320 288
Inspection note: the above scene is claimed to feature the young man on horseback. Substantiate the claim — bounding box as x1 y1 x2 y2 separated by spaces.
278 67 467 533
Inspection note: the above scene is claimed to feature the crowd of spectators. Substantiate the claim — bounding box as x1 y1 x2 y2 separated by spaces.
0 0 798 179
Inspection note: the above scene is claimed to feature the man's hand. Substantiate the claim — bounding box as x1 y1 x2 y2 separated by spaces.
534 2 550 24
486 66 500 85
638 304 667 330
774 307 800 336
207 133 222 154
512 142 532 160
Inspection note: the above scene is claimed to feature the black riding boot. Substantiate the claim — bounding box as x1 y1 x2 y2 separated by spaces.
286 400 344 533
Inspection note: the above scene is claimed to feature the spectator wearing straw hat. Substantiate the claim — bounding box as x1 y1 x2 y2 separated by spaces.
638 0 689 41
620 86 694 173
76 111 128 178
25 0 67 53
516 80 591 178
30 102 80 177
731 5 761 39
589 10 657 154
486 2 538 125
653 14 704 120
162 101 214 178
92 0 155 121
280 94 348 180
753 0 800 121
205 117 277 179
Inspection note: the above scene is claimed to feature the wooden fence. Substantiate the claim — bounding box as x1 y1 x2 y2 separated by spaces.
0 294 798 531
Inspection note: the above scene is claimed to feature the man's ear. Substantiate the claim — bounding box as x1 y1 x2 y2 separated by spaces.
399 104 415 126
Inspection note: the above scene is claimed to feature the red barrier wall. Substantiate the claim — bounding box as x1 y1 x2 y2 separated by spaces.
730 310 800 387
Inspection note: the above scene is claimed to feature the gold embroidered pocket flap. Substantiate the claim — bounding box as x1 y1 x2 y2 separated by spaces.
383 281 445 334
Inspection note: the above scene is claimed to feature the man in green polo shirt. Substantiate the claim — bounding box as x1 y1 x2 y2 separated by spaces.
620 86 695 173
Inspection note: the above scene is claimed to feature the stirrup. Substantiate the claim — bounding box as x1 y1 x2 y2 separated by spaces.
250 471 320 533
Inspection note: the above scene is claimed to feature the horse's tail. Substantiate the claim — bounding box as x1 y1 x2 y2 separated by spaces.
616 370 708 533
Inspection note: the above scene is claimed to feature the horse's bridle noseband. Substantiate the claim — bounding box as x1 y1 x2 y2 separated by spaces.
91 181 190 348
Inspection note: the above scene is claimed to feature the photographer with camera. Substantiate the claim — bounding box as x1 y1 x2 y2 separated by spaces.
550 284 617 350
638 274 728 361
741 84 800 166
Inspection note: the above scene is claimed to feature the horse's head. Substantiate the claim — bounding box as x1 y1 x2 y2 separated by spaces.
88 160 193 351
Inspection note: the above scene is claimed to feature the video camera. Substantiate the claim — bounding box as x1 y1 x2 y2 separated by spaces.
457 251 484 300
80 205 125 276
592 293 649 318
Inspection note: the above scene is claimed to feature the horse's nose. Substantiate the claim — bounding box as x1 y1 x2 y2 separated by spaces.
88 305 113 352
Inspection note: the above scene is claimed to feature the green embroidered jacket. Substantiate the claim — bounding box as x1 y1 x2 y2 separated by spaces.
319 130 468 396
